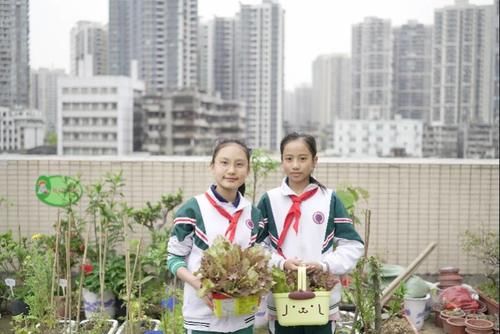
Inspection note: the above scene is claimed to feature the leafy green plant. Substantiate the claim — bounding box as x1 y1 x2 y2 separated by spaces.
0 230 29 275
271 267 338 293
159 288 183 334
462 228 499 301
348 256 383 334
196 236 273 298
130 190 183 232
336 185 369 226
385 283 407 318
160 307 183 334
86 171 129 256
80 317 115 334
141 230 174 317
11 250 59 333
81 254 127 296
248 148 279 203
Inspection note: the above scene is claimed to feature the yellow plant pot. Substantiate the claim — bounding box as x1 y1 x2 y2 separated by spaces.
273 266 331 326
212 293 260 318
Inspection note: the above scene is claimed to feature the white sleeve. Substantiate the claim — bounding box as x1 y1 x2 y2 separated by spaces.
260 235 286 270
322 237 364 275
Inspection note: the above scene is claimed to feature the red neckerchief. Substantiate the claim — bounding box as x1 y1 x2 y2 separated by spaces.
276 187 318 257
205 192 244 243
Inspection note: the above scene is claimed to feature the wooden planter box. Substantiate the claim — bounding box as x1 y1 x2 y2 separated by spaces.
478 289 499 317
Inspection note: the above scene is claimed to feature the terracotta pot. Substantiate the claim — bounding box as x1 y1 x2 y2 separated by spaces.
447 317 466 334
465 318 494 333
434 310 444 328
465 329 494 334
439 273 464 288
440 267 460 274
439 273 463 281
443 316 454 333
441 309 466 319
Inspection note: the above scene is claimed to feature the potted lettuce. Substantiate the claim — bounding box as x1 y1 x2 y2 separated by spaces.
195 236 273 317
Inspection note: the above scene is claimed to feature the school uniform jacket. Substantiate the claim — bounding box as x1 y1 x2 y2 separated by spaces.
257 178 364 317
167 187 263 332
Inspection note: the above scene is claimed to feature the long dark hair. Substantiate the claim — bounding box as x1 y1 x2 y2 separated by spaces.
210 138 251 196
280 132 327 191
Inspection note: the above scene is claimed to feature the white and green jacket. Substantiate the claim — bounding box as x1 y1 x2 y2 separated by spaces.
167 186 263 332
257 178 364 318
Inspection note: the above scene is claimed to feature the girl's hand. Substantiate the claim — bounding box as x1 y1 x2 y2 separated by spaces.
284 257 303 271
203 294 214 310
305 261 323 273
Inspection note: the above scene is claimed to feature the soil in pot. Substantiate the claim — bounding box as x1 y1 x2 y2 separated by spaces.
80 319 116 333
381 316 417 334
119 320 158 334
37 322 74 334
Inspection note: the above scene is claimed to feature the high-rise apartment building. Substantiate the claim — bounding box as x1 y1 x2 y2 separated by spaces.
284 84 313 130
236 0 284 151
70 21 108 76
199 18 237 100
30 68 67 133
393 21 433 121
0 0 29 108
108 0 131 76
352 17 393 121
431 0 496 126
108 0 198 94
312 54 352 124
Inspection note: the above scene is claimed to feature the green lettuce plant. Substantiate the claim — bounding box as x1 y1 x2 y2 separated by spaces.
196 236 273 298
271 267 339 293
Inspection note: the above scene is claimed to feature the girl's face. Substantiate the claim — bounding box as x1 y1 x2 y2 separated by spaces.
281 139 317 187
211 144 250 194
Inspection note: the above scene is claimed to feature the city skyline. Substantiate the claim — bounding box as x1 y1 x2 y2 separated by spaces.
31 0 494 90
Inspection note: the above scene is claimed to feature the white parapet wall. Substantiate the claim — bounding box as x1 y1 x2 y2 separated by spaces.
0 155 498 274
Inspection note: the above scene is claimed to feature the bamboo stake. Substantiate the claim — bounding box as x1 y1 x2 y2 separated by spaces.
101 229 109 312
363 209 371 258
65 211 73 323
380 242 437 306
50 210 61 309
124 220 131 334
76 222 91 328
98 213 104 312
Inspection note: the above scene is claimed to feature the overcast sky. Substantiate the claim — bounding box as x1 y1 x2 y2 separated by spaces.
30 0 494 90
